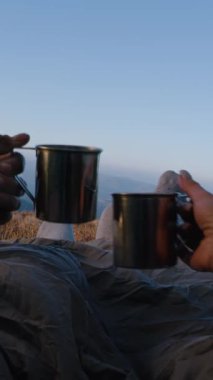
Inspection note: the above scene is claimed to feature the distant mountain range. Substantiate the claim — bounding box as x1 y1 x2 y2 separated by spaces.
19 168 155 218
96 172 155 217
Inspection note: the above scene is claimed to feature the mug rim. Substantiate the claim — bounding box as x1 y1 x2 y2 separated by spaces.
36 144 102 154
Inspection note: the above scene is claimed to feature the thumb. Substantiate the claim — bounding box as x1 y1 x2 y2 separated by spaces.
178 174 210 202
0 133 30 154
11 133 30 148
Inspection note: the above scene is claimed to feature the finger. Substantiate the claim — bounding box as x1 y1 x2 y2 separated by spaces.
0 193 20 211
0 174 25 196
177 201 193 222
0 135 13 154
177 223 195 251
0 133 30 154
179 169 193 180
178 175 212 203
189 239 213 271
176 238 192 266
177 222 203 251
10 133 30 148
0 212 12 225
0 152 25 175
177 221 192 235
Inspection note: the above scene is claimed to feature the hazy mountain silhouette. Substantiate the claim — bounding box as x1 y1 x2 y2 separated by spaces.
19 166 155 218
97 172 155 217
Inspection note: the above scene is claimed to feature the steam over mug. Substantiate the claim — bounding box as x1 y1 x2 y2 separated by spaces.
112 193 177 269
16 145 102 223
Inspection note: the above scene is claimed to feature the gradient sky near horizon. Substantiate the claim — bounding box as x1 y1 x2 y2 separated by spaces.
1 1 213 188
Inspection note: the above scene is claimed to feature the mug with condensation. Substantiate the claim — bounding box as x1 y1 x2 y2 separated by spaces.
112 193 177 269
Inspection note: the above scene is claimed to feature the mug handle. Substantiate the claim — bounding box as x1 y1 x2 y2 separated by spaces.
15 176 35 204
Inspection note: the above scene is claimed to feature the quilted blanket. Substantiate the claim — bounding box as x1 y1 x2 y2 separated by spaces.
0 238 212 379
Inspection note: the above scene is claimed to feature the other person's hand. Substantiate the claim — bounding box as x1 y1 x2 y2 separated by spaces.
0 133 30 225
178 174 213 271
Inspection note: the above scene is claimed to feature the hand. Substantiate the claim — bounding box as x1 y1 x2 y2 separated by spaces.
0 133 30 225
178 174 213 271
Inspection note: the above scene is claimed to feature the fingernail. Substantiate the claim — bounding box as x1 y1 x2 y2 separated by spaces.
179 173 188 181
15 133 30 140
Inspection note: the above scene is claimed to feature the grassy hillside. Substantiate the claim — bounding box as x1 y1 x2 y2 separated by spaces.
0 211 98 242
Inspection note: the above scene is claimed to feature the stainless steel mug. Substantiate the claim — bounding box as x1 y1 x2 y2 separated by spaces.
112 193 177 269
16 145 102 223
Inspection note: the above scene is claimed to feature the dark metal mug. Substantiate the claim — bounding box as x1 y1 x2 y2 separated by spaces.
16 145 102 223
112 193 178 269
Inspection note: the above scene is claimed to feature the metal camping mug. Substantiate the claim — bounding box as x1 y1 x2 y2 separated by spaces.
112 193 177 269
16 145 102 223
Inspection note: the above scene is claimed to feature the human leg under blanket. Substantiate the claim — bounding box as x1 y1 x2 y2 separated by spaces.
36 221 75 241
0 242 136 379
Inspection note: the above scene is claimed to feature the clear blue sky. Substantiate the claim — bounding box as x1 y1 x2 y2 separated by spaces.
1 1 213 188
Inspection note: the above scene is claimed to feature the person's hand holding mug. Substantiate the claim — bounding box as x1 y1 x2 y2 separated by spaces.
0 133 30 225
178 174 213 271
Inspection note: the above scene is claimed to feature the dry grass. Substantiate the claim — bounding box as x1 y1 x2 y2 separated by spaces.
0 211 98 242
